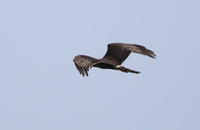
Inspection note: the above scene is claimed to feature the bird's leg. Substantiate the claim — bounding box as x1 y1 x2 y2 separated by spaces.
116 65 140 74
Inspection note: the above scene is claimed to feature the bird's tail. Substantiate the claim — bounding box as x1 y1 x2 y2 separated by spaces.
116 65 141 74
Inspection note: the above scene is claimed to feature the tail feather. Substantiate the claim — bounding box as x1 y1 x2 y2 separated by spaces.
116 65 141 74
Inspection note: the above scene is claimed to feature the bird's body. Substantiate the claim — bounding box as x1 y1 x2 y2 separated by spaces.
73 43 156 76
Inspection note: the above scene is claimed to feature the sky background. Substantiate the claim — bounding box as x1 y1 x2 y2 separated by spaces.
0 0 200 130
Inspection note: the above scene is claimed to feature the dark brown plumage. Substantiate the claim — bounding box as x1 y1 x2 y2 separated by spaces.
73 43 156 76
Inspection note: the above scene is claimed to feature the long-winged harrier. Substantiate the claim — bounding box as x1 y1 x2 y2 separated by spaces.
73 43 156 76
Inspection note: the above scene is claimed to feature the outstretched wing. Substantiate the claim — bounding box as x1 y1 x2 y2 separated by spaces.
103 43 156 64
73 55 99 76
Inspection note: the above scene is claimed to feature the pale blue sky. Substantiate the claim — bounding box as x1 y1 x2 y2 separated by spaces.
0 0 200 130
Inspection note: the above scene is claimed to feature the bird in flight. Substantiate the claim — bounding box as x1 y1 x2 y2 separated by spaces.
73 43 156 76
